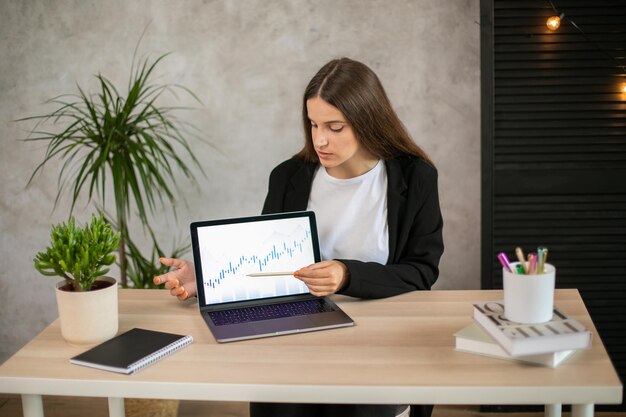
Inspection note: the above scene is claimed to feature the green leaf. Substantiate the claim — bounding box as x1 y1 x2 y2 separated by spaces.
33 213 120 290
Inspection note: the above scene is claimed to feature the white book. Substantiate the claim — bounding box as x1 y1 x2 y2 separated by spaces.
455 323 575 367
473 301 592 357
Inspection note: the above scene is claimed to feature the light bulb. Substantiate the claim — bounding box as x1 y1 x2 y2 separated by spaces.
547 15 561 30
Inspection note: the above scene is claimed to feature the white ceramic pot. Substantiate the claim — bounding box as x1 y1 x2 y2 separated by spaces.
55 276 118 345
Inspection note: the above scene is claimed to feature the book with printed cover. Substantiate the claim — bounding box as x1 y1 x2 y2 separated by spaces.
455 323 575 367
473 301 591 356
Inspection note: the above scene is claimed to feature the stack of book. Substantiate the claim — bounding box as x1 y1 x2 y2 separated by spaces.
455 301 592 368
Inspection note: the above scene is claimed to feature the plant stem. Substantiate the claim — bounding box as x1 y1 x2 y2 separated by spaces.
119 231 127 287
117 208 128 287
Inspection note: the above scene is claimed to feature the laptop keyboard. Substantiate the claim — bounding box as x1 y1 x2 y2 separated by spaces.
209 299 334 326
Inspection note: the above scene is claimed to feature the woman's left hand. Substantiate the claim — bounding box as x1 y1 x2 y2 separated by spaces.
295 260 348 297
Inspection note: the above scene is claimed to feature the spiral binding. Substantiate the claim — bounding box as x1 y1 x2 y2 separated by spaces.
128 335 194 374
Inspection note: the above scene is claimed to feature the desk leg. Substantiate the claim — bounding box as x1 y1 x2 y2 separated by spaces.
572 404 594 417
108 397 125 417
21 394 44 417
545 403 561 417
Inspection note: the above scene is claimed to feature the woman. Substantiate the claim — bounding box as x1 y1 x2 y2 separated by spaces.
155 57 444 417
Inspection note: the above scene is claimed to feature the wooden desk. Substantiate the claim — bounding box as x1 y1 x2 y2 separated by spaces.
0 289 621 417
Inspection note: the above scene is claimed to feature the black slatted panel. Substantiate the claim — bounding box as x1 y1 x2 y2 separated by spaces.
482 0 626 410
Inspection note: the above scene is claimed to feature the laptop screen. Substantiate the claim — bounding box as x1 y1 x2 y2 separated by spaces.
190 212 321 307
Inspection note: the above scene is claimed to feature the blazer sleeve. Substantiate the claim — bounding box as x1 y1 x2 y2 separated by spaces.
337 163 444 299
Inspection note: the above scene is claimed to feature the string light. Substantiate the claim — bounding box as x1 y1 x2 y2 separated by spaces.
548 1 626 94
546 13 564 31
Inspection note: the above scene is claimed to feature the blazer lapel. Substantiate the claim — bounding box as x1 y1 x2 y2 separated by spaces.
285 162 316 212
385 159 408 263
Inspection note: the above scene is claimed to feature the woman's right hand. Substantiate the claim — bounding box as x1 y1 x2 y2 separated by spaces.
153 258 197 301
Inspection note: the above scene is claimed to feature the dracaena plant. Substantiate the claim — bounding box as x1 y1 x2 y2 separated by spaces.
21 50 204 287
34 213 121 291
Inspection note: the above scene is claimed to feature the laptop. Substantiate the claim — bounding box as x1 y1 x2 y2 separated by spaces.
190 211 354 342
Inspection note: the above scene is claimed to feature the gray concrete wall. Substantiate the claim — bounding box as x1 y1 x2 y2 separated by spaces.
0 0 480 362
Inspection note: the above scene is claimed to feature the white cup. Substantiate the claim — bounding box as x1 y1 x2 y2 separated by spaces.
503 262 555 324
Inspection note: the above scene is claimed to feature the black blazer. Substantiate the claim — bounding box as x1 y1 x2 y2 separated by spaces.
262 156 444 299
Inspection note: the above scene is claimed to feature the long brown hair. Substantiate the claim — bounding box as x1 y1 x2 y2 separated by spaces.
295 57 434 167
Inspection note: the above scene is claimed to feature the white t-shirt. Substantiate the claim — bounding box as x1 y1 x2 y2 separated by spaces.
307 161 389 264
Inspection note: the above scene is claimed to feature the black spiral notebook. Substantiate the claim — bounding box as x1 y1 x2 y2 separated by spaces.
70 328 193 374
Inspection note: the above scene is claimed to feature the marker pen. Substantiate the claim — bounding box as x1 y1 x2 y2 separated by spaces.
515 247 528 274
537 246 548 274
528 253 538 275
497 252 513 273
